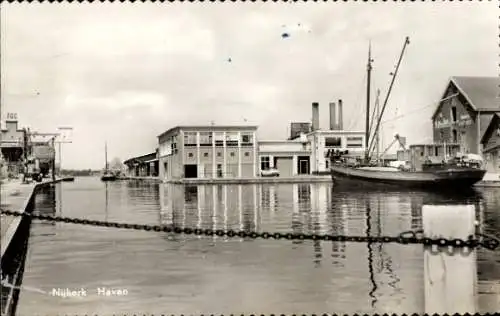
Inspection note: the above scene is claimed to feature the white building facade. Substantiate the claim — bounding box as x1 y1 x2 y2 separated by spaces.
308 130 366 174
258 137 312 177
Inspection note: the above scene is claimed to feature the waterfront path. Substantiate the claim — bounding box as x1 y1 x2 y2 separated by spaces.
1 177 65 257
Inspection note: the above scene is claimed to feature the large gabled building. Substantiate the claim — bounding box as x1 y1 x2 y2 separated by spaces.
431 76 500 155
480 113 500 173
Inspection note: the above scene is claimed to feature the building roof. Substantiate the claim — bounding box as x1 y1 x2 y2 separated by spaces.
123 152 157 165
480 112 500 144
451 76 500 111
432 76 500 121
157 125 259 140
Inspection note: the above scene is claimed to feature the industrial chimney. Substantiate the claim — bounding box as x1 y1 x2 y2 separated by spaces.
338 99 344 130
312 102 320 131
329 102 337 130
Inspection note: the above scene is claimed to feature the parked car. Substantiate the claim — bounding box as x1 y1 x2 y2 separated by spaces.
261 168 280 177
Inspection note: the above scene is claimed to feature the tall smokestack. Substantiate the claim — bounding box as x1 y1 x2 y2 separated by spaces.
338 99 343 130
329 102 336 130
312 102 319 131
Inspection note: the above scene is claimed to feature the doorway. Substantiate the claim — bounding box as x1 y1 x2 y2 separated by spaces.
297 156 310 175
184 164 198 178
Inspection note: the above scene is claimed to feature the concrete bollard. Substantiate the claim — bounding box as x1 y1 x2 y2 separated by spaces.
422 204 477 314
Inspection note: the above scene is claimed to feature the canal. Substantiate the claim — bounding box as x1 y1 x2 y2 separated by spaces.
14 177 500 315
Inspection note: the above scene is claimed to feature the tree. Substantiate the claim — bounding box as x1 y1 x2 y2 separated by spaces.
109 157 125 172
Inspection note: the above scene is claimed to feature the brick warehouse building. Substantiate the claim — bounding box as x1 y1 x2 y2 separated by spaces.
157 125 258 180
431 76 500 155
480 113 500 173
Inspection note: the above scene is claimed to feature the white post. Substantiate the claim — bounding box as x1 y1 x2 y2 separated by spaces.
196 132 201 178
292 155 298 176
422 204 477 314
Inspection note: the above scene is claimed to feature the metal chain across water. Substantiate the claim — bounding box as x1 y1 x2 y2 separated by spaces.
1 209 499 251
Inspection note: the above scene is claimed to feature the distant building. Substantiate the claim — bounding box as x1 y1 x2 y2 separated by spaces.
123 151 159 177
480 113 500 173
431 76 500 155
157 125 258 180
1 113 26 175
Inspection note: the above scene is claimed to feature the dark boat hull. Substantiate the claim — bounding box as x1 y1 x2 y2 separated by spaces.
331 165 486 190
100 175 117 182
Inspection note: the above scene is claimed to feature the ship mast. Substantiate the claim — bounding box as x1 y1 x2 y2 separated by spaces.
367 36 410 157
104 142 108 171
365 42 373 163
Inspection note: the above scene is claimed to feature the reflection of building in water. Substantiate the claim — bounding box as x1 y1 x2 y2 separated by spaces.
326 187 347 266
160 184 259 233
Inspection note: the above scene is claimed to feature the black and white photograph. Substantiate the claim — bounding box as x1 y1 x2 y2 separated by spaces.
0 1 499 315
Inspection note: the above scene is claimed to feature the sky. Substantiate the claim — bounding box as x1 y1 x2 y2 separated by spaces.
1 2 497 169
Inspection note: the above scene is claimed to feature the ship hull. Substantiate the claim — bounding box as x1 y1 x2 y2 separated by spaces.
331 165 486 190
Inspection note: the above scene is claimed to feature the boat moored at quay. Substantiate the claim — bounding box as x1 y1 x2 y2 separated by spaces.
329 37 487 190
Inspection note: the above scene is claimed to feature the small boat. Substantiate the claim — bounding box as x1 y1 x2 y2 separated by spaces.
330 37 487 190
101 142 117 182
101 172 117 182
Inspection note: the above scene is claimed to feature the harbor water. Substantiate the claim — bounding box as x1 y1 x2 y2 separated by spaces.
15 177 500 315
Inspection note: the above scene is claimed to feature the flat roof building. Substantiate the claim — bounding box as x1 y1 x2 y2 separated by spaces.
157 125 258 180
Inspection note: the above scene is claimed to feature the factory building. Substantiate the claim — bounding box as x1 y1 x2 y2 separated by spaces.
157 125 258 180
307 100 366 174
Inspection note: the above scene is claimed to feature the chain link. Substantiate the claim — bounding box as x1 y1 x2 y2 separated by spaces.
1 209 499 251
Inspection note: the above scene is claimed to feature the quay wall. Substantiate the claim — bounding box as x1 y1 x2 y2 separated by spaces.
0 178 70 315
121 175 331 185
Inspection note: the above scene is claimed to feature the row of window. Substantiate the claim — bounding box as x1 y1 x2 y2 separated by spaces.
324 136 363 148
187 151 251 158
184 132 254 146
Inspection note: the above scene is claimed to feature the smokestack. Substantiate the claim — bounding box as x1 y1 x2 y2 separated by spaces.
338 99 343 130
312 102 319 131
329 102 336 130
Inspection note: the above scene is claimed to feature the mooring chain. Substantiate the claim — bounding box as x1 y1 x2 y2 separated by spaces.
1 209 499 251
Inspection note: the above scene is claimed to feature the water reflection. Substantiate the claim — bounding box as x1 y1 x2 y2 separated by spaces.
17 178 500 315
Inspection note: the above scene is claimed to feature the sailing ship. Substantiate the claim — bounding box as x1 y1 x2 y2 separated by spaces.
330 37 486 189
101 142 117 182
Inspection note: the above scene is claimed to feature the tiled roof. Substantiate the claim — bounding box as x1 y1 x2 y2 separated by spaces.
451 76 500 111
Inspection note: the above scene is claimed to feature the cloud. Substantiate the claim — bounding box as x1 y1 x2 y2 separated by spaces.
1 2 497 169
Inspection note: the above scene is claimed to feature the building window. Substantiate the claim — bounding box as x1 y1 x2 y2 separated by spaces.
188 152 194 158
452 130 458 143
230 152 235 157
200 132 212 146
346 137 363 148
244 152 250 157
214 132 224 147
325 137 342 148
203 152 209 157
226 132 238 147
241 133 253 146
184 132 197 146
451 106 457 122
260 156 270 170
217 152 222 157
